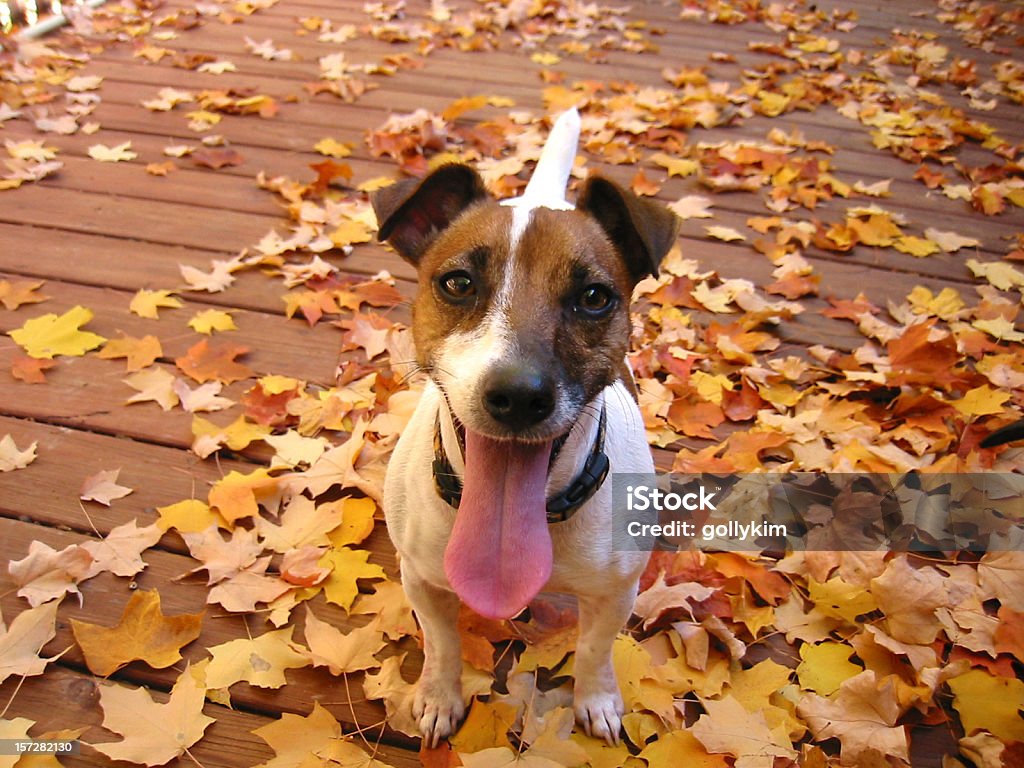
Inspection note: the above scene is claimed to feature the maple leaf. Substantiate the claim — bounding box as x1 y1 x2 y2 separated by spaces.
188 308 237 335
124 367 180 410
313 137 353 157
156 499 227 533
79 468 134 506
0 600 63 685
0 434 37 472
88 141 138 162
252 701 397 768
362 654 421 738
302 607 386 674
173 379 235 413
795 642 862 696
339 311 395 360
129 289 183 319
10 355 57 383
97 334 163 371
797 671 909 764
71 589 203 676
668 195 714 219
93 664 215 766
319 547 387 612
634 572 717 629
180 258 239 292
280 546 331 587
7 540 93 607
351 580 416 640
204 627 309 689
8 305 107 359
326 496 378 548
206 564 290 612
0 279 49 310
80 519 162 579
256 494 343 553
176 338 253 384
207 467 277 522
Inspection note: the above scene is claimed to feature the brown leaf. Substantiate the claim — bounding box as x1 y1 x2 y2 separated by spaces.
192 147 245 169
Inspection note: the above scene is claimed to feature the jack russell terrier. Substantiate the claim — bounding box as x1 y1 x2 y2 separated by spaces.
372 109 680 746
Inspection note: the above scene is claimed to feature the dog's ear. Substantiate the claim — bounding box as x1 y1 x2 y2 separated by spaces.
576 175 680 281
372 164 489 264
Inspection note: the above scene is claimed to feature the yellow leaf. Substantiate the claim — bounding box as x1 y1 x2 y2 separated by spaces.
796 642 862 696
951 385 1010 417
88 141 138 162
906 286 964 320
924 227 979 253
326 497 377 548
258 374 304 394
948 669 1024 742
155 499 228 533
204 627 309 689
966 258 1024 291
188 309 237 335
130 289 183 319
807 577 877 624
207 467 277 523
8 305 107 359
531 52 561 66
650 152 699 178
638 729 729 767
313 137 352 158
0 600 61 684
319 547 387 611
450 700 517 752
973 315 1024 342
123 367 179 411
894 235 940 258
691 371 734 404
757 91 790 117
70 590 203 676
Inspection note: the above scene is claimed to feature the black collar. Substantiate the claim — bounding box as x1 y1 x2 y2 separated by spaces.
431 404 610 524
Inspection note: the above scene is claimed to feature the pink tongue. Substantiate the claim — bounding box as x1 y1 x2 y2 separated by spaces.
444 431 553 620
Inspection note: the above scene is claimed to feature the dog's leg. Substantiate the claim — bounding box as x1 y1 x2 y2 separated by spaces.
573 587 637 744
402 564 465 747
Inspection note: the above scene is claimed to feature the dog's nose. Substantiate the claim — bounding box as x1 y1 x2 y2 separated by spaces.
482 365 556 430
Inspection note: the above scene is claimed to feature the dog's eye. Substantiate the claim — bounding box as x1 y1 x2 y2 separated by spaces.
576 284 616 317
438 270 475 302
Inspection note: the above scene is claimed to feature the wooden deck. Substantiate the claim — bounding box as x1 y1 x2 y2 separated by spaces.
1 0 1022 766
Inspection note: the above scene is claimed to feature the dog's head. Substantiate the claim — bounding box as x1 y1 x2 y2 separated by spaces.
373 163 680 443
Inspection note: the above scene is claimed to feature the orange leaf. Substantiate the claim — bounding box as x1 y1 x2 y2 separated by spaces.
10 355 56 383
176 338 253 384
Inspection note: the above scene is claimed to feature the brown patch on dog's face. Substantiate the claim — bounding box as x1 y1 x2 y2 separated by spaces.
411 203 638 441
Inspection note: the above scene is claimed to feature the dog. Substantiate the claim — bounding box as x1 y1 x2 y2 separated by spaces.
372 108 680 746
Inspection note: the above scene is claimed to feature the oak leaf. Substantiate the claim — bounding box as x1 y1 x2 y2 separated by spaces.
93 664 215 766
8 305 106 359
70 589 202 676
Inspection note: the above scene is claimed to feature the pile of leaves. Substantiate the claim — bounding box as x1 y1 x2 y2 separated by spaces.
2 0 1024 766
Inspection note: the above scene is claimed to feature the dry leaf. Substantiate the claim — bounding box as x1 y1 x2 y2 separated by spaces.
79 468 133 506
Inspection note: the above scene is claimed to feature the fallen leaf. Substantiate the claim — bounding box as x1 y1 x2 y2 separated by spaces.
176 338 253 384
302 607 385 674
0 600 63 685
0 434 37 472
123 367 180 410
80 468 134 506
205 627 309 689
93 664 215 766
188 309 237 335
129 289 183 319
0 279 49 310
88 141 138 162
97 334 163 371
71 590 203 676
8 305 107 359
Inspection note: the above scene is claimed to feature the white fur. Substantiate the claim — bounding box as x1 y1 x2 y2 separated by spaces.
384 378 650 745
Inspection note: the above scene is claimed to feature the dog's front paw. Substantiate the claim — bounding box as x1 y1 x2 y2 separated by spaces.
413 679 465 748
574 687 624 745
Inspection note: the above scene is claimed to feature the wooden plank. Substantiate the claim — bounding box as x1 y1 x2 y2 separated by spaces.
1 665 422 768
0 516 414 743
